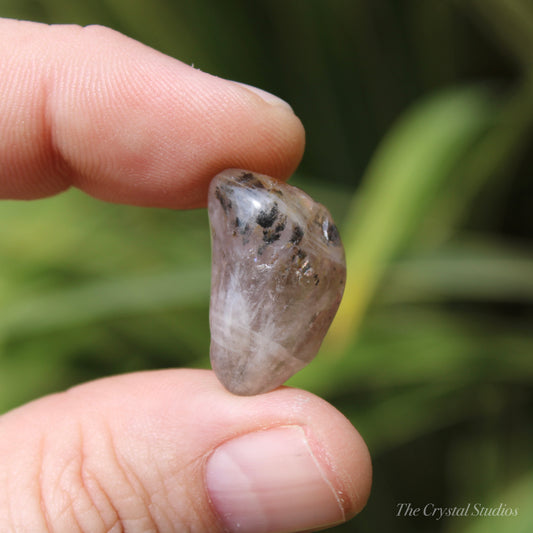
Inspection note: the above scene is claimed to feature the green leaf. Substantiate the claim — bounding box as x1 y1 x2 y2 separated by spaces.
328 86 495 349
381 239 533 304
0 269 210 341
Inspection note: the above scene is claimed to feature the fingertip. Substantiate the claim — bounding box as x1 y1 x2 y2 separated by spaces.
279 387 373 519
172 95 306 208
197 380 371 532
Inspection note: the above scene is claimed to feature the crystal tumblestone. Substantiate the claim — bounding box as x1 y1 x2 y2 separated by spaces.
208 169 346 395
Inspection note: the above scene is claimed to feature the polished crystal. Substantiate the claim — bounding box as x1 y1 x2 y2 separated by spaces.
208 169 346 395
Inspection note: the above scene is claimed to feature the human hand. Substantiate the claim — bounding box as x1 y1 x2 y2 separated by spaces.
0 19 371 532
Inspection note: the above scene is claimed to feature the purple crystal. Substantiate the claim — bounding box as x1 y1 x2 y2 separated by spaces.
208 169 346 395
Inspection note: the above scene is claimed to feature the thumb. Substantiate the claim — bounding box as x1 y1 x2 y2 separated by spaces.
0 370 371 533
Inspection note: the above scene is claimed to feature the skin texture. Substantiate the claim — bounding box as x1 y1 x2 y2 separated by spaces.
0 19 304 206
0 19 372 532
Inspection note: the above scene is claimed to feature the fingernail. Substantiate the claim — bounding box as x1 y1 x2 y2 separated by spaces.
235 82 294 112
206 426 345 533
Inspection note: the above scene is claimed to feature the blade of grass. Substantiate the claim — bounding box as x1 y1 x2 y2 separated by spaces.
289 304 533 397
328 86 495 350
0 268 210 342
420 73 533 244
380 239 533 304
464 0 533 69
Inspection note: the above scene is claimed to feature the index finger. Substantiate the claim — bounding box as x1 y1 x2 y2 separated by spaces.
0 19 305 208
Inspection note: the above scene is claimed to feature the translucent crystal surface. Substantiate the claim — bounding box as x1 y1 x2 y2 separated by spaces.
208 169 346 395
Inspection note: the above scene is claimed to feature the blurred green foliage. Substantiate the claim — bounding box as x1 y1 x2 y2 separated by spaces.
0 1 532 532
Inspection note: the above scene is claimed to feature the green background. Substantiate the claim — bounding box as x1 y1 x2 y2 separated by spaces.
1 1 532 532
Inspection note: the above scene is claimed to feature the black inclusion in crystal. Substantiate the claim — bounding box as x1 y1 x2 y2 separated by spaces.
256 203 279 228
